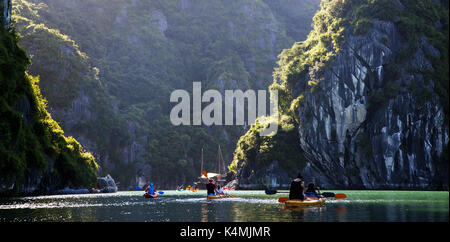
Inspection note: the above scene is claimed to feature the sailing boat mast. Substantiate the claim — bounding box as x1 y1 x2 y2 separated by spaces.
222 151 225 175
200 147 203 175
217 145 221 175
217 145 226 179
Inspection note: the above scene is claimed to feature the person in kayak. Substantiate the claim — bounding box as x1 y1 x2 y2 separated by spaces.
145 183 156 195
216 185 224 195
289 173 308 200
206 179 216 196
304 182 321 199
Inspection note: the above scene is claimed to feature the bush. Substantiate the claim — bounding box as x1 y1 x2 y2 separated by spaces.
353 18 373 35
230 115 307 177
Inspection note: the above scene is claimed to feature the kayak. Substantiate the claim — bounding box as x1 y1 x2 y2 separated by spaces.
284 197 326 207
207 194 227 199
143 193 159 198
207 194 235 199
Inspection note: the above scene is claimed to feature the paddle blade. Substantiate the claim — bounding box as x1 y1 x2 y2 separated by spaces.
278 197 289 203
334 193 347 199
321 192 335 198
265 189 277 195
158 191 164 194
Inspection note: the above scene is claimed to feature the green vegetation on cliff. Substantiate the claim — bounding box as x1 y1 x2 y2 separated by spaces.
0 25 98 194
229 114 307 177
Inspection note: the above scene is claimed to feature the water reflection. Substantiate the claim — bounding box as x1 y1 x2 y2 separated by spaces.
201 203 208 222
334 207 347 222
278 205 327 222
201 202 219 222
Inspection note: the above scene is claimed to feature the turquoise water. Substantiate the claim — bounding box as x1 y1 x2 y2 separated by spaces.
0 190 448 222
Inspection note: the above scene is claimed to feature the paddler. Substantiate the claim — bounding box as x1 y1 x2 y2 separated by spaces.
304 182 321 199
216 185 224 196
206 179 216 196
145 183 155 195
149 183 154 194
289 173 309 201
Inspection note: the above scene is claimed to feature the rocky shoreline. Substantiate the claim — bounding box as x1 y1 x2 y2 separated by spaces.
0 175 118 197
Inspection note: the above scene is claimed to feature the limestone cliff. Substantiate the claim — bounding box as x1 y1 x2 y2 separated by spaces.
231 0 449 190
1 0 99 196
298 20 448 189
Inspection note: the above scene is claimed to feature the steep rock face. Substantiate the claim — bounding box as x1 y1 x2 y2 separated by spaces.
1 0 11 28
61 90 92 130
298 20 448 189
230 0 448 190
235 160 291 189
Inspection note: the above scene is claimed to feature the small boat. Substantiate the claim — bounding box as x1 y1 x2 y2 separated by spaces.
206 194 235 199
194 146 228 189
206 194 226 199
143 193 159 198
284 197 326 207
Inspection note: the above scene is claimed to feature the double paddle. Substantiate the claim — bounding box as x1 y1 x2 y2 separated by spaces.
265 189 347 203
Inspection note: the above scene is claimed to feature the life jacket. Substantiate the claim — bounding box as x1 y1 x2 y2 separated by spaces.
289 179 305 200
148 183 154 194
206 183 216 195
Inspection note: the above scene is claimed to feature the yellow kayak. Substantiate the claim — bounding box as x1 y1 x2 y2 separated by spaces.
284 198 326 207
206 194 234 199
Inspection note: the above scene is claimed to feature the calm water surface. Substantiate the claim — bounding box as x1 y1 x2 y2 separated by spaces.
0 190 448 222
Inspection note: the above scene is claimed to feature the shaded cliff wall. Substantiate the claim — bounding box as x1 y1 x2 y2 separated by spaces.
299 20 448 189
1 0 11 28
230 0 449 190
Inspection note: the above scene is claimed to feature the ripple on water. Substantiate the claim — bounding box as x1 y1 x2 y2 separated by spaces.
166 197 279 204
0 199 150 210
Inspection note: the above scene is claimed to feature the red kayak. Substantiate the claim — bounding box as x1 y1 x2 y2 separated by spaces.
143 193 159 198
